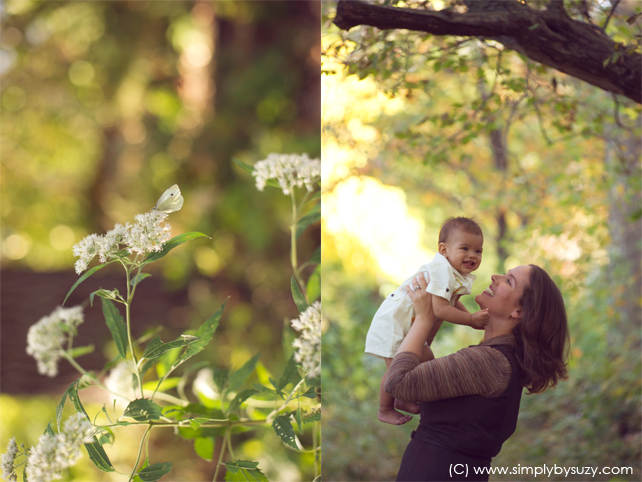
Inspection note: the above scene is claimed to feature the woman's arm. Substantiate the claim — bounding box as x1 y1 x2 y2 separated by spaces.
384 346 512 402
395 274 437 358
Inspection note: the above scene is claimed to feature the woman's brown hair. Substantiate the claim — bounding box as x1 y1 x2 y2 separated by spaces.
513 265 570 394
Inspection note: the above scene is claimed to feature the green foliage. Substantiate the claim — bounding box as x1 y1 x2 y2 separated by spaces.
135 462 172 482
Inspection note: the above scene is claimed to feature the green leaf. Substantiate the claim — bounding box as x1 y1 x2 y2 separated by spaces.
213 366 230 394
194 437 214 461
528 23 539 30
130 273 152 287
57 382 75 431
136 462 172 482
228 389 259 413
272 416 298 450
123 399 163 422
280 354 302 390
295 407 303 433
64 261 116 305
142 335 200 360
101 298 128 359
228 353 261 392
306 265 320 303
141 232 209 266
66 380 115 472
189 418 210 430
173 299 227 368
224 460 268 481
303 408 321 424
90 288 122 306
290 276 308 312
142 377 181 392
44 420 55 436
69 345 95 359
308 246 320 265
231 158 255 175
295 210 320 239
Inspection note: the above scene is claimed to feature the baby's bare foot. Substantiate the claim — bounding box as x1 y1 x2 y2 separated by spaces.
394 399 420 415
378 408 413 425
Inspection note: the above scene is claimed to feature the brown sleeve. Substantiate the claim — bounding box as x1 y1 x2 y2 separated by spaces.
384 346 512 402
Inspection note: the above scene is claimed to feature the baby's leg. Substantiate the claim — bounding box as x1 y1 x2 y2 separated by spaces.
378 358 418 425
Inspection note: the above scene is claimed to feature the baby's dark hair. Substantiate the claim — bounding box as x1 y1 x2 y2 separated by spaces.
438 217 483 244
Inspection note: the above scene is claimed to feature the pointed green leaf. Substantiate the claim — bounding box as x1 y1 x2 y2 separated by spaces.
142 335 200 360
224 460 268 481
308 246 320 265
141 232 209 266
228 389 259 413
173 299 227 368
272 416 298 450
303 408 321 424
57 382 75 431
90 289 122 306
188 418 210 430
228 353 261 392
123 399 163 422
295 407 303 433
277 354 302 393
290 276 308 312
64 261 116 305
136 462 172 482
130 273 152 287
44 420 55 436
232 158 255 175
296 210 320 239
194 437 214 461
306 265 320 303
101 298 128 359
213 366 230 394
66 380 115 472
69 345 95 359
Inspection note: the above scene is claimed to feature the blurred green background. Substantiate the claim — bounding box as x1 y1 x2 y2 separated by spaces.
321 1 640 481
1 1 319 481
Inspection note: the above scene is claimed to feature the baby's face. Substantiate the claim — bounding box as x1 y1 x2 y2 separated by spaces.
438 230 483 275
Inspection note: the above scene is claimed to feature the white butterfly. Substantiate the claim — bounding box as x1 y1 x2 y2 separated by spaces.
154 184 184 213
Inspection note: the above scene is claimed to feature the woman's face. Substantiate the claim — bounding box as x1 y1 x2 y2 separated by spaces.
475 265 532 320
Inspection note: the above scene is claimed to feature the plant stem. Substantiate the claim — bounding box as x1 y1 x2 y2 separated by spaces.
290 191 306 297
123 260 144 399
212 428 229 482
313 420 319 479
128 424 152 482
267 378 306 423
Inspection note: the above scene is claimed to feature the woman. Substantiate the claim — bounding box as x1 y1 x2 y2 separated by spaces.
385 265 570 481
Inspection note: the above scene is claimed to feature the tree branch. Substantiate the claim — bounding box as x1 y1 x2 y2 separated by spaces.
334 0 641 103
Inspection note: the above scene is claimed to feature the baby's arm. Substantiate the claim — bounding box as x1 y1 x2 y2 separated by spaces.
432 294 489 329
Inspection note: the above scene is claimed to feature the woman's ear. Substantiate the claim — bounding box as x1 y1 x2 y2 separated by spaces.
510 307 523 319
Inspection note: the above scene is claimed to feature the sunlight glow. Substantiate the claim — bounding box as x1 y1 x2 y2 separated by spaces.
323 176 434 284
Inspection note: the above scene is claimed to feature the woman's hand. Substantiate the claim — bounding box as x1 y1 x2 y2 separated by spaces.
404 272 432 317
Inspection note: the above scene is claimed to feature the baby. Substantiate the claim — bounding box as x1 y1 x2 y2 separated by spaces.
365 216 490 425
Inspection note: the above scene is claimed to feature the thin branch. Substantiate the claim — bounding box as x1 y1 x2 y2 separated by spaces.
602 0 621 31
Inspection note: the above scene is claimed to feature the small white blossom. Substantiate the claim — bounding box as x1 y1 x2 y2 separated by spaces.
1 438 19 481
123 210 172 256
105 362 138 405
253 153 321 195
72 210 172 274
290 301 321 378
25 413 95 482
26 306 84 377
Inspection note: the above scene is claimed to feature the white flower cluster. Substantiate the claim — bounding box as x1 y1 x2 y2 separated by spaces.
252 153 321 195
1 438 19 481
105 361 138 405
72 210 172 274
290 301 321 379
25 413 95 482
26 306 84 378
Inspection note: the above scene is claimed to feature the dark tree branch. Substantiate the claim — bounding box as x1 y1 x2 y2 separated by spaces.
334 0 642 104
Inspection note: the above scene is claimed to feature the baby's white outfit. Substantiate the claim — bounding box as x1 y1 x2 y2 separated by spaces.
365 252 476 359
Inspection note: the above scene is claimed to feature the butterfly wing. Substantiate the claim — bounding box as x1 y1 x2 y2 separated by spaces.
154 184 184 213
